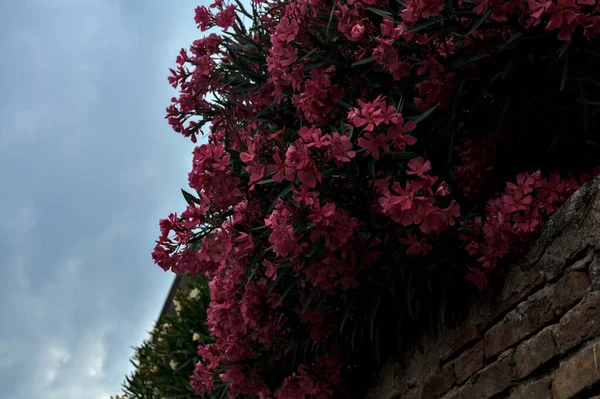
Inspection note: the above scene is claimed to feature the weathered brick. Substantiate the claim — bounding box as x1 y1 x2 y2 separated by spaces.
590 255 600 291
422 363 455 399
514 325 558 378
481 274 546 331
458 349 518 399
442 326 481 363
484 272 589 358
402 389 422 399
555 291 600 353
452 341 485 384
553 271 590 308
507 376 552 399
552 341 600 399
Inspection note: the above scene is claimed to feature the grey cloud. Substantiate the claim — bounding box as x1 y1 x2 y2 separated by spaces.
0 1 204 398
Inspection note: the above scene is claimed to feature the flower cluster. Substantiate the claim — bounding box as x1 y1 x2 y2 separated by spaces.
152 0 600 396
461 168 600 289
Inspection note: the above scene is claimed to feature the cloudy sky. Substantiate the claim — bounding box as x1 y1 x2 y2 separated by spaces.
0 1 205 397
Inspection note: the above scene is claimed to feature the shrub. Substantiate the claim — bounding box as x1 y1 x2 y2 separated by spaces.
154 0 600 396
116 276 228 399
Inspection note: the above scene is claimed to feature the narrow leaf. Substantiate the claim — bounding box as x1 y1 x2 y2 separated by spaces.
467 8 492 36
451 53 490 69
181 189 200 206
365 7 393 18
351 56 377 67
411 103 439 125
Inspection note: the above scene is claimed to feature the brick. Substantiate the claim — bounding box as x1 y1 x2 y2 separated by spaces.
442 326 481 362
507 376 551 399
458 349 518 399
484 272 589 358
514 325 558 378
366 360 408 399
553 271 590 308
422 363 455 399
566 248 596 272
590 255 600 291
402 389 421 399
552 341 600 399
481 274 546 331
452 341 485 384
555 291 600 353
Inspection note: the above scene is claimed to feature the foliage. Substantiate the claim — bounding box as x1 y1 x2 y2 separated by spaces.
114 275 228 399
153 0 600 396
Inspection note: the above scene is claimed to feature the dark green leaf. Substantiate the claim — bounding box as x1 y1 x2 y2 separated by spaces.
338 99 353 109
578 99 600 106
451 53 491 69
467 8 492 36
365 7 393 18
181 189 201 206
410 103 439 125
368 159 377 178
276 279 299 306
326 0 337 36
256 178 275 185
301 288 319 317
505 31 523 44
405 18 439 33
560 53 569 92
351 56 377 67
268 184 293 213
299 47 319 62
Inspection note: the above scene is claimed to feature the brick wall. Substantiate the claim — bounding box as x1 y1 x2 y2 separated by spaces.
367 179 600 399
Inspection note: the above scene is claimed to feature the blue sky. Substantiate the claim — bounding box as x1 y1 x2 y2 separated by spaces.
0 1 205 398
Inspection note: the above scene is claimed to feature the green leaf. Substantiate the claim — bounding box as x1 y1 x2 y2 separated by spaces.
381 151 419 160
233 0 253 18
181 189 201 206
560 53 569 92
305 235 325 259
451 53 491 69
351 56 377 67
405 18 439 33
301 288 319 317
268 184 293 213
256 178 275 185
338 99 353 109
276 279 299 306
299 47 319 62
410 103 439 125
326 0 337 36
505 31 523 44
558 36 572 59
467 8 492 36
368 159 377 178
365 7 393 18
577 99 600 106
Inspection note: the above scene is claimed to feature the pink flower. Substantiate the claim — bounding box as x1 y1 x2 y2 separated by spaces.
416 204 446 234
467 267 488 291
350 24 365 40
194 6 214 31
506 172 535 197
513 208 541 233
275 17 300 43
329 132 356 163
357 132 389 159
407 157 433 178
502 194 533 213
545 0 579 40
266 153 286 182
400 234 433 255
348 100 385 132
215 5 237 29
